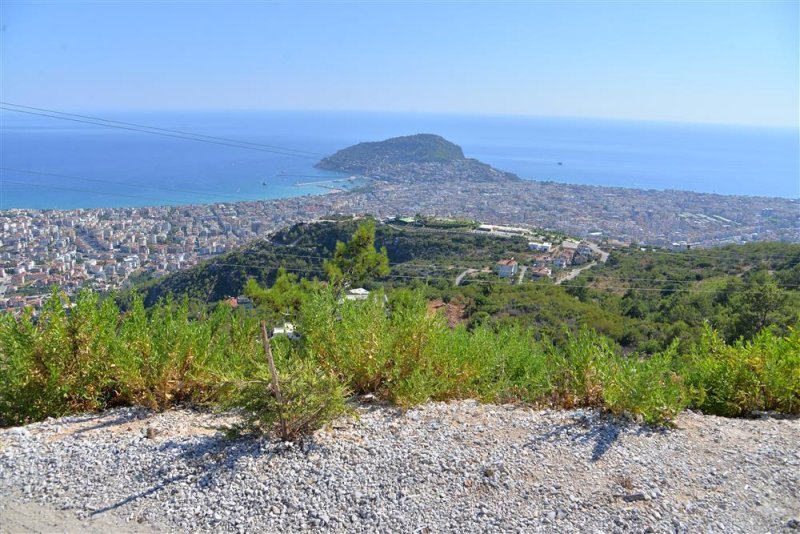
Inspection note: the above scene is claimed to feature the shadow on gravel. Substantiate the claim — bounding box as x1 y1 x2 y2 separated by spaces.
90 431 322 517
89 474 190 516
530 414 663 462
72 409 150 436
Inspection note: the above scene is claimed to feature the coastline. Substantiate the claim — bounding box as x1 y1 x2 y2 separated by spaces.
4 112 798 208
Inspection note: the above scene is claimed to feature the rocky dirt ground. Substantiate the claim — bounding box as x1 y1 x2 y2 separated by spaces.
1 401 798 533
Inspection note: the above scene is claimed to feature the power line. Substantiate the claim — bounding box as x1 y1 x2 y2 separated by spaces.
623 248 800 260
389 224 800 260
0 180 186 205
0 102 327 158
226 246 800 287
198 256 797 294
0 167 251 201
584 275 800 286
239 248 457 270
6 227 794 295
0 104 323 159
155 227 800 288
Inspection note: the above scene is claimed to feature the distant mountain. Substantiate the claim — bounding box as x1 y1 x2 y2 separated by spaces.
316 134 466 173
315 133 517 185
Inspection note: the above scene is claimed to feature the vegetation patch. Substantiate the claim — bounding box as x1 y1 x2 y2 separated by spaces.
2 222 798 433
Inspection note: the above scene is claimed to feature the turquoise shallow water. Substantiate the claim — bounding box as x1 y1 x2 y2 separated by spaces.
1 110 798 210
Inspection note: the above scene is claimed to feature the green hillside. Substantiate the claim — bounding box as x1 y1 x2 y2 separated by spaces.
131 217 532 306
316 134 466 172
128 218 800 355
5 219 799 429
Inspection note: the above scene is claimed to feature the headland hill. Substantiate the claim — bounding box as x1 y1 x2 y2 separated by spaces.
1 133 798 305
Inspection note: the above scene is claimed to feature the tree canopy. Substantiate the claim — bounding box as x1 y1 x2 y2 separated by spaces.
323 219 390 288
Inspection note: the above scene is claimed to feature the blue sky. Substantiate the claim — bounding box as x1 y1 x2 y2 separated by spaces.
1 1 798 127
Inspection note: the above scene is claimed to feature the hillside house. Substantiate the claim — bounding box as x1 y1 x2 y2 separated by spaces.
344 288 370 301
235 295 254 310
272 322 300 340
553 254 572 269
495 258 518 278
531 266 552 278
528 242 552 252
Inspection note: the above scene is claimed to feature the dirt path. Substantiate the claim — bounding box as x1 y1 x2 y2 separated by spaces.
1 490 160 533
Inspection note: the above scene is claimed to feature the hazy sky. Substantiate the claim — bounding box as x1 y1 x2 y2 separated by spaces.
2 1 798 127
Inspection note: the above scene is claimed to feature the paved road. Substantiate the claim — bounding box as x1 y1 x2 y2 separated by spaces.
556 261 597 285
585 242 609 263
454 268 479 287
517 265 528 285
555 243 609 285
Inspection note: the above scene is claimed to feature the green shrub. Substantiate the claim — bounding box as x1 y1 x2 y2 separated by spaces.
680 325 800 416
547 329 612 408
0 289 113 424
224 343 349 440
299 287 695 424
602 344 690 424
2 284 797 431
0 290 265 426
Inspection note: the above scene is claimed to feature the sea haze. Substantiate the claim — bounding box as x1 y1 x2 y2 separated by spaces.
1 111 798 210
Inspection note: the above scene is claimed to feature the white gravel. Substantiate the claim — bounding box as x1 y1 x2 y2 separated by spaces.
1 401 798 533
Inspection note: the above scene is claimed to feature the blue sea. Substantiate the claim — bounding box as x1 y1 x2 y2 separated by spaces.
1 110 798 210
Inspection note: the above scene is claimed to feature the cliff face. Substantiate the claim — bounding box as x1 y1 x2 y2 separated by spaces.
316 134 466 173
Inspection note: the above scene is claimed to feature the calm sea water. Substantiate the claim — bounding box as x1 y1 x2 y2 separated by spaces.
1 111 798 210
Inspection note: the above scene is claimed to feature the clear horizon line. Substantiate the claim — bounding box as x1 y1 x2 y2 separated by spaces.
1 104 797 131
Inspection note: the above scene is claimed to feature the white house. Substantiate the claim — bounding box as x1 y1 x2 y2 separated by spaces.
528 242 552 252
344 288 370 301
495 258 518 278
272 322 300 340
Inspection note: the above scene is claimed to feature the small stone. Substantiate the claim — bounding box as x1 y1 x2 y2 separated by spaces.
623 493 648 503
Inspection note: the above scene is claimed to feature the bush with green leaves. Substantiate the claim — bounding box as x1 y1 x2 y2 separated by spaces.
0 289 265 426
2 283 798 431
679 325 800 416
223 340 349 440
298 286 695 423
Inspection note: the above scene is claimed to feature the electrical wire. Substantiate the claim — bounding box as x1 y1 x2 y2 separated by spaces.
0 102 327 158
0 180 186 205
0 167 251 201
195 252 798 294
0 105 323 159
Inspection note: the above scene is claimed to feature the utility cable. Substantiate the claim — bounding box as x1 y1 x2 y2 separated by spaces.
0 105 322 160
0 102 326 158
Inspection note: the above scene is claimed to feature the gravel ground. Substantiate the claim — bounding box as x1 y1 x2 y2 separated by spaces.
1 401 798 533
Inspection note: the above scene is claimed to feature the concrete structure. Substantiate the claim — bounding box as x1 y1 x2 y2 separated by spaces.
495 258 518 278
272 322 300 340
344 288 370 301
